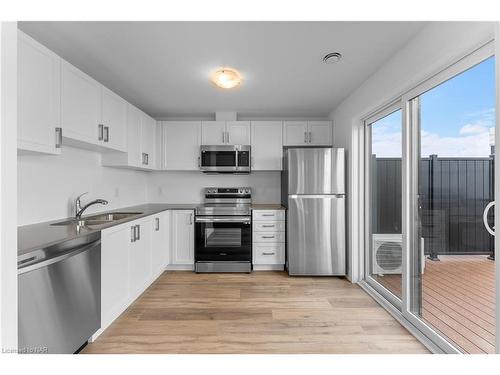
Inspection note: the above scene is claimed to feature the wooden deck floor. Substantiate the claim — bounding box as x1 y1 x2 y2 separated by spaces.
83 272 428 354
376 255 495 354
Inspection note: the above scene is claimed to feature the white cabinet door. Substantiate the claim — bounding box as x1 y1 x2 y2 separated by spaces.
226 121 250 145
308 121 332 145
126 104 142 168
170 210 194 265
151 211 170 278
61 60 102 145
163 121 201 170
129 217 152 298
141 113 156 169
101 86 127 151
283 121 308 146
18 31 61 155
101 224 131 328
201 121 226 145
250 121 282 170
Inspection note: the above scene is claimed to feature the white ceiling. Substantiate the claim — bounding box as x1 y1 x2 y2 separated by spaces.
19 21 427 119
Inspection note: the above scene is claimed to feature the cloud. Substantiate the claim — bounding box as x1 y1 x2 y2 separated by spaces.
371 108 495 158
459 123 488 135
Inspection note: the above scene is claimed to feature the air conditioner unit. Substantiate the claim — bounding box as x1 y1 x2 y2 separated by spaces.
372 234 403 275
372 234 425 275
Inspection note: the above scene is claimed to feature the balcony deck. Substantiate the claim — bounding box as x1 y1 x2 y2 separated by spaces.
377 255 495 354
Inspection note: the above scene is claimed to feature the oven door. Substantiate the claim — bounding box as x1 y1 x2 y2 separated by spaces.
195 216 252 262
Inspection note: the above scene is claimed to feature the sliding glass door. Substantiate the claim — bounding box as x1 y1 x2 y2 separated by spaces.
364 42 496 353
406 54 496 354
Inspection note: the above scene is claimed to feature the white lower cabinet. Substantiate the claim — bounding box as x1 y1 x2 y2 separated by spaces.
252 209 286 270
98 210 171 338
129 217 153 298
169 210 195 269
151 211 170 277
101 223 131 330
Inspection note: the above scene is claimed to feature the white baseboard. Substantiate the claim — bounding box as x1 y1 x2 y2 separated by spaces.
253 264 285 271
166 264 194 271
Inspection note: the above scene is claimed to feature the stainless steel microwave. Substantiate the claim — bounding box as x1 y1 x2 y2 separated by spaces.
199 145 251 173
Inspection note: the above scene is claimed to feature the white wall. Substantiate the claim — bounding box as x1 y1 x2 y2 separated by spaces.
1 21 18 352
329 21 496 281
147 171 281 204
18 146 149 225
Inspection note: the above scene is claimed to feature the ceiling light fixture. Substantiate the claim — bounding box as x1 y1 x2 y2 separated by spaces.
210 67 242 89
322 52 342 64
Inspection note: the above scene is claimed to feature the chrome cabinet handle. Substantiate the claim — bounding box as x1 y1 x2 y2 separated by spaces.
142 153 147 165
135 225 140 241
261 224 275 228
104 126 109 142
98 124 104 140
189 213 193 225
261 214 275 217
131 226 136 242
145 153 149 165
308 131 312 143
55 127 62 148
261 235 275 239
222 131 225 144
155 217 160 231
262 252 275 256
304 131 307 143
227 131 230 144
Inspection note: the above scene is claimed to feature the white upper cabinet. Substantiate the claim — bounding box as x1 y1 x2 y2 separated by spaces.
283 121 308 146
201 121 226 145
125 104 142 167
308 121 333 145
18 31 61 155
250 121 283 170
162 121 201 170
102 104 158 170
101 86 127 151
226 121 250 144
141 112 156 170
201 121 250 145
61 60 102 146
283 120 332 146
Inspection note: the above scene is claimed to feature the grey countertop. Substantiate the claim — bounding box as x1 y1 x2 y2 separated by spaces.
18 202 286 256
17 203 199 256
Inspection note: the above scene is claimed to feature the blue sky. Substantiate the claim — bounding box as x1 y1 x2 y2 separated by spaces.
372 56 495 157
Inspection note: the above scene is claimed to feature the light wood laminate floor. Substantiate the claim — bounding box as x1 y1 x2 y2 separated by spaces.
83 272 428 354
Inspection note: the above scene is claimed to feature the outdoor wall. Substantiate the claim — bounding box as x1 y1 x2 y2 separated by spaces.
18 146 149 225
329 21 496 281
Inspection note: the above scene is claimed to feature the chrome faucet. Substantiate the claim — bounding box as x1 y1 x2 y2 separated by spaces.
75 192 109 219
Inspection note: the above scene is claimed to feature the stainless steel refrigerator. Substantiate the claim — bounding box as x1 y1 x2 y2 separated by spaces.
282 147 346 276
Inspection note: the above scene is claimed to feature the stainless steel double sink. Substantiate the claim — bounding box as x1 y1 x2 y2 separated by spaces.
51 212 142 227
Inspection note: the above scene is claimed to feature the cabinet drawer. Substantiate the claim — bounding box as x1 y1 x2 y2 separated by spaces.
253 244 285 265
253 221 285 232
253 210 285 221
253 231 285 243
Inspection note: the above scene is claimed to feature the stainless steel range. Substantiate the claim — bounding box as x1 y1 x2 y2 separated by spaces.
195 187 252 273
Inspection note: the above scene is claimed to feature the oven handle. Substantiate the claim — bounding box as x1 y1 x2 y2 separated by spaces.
195 216 251 224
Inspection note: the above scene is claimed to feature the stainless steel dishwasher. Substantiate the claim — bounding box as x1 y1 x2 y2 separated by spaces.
18 232 101 354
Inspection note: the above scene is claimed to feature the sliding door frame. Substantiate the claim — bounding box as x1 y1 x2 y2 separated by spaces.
363 100 403 309
401 41 495 354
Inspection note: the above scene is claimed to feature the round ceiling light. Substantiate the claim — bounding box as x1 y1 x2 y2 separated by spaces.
210 67 242 89
323 52 342 64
